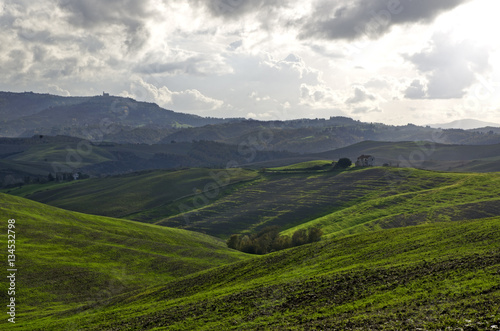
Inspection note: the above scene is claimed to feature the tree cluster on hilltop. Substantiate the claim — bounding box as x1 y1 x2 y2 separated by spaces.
227 226 323 255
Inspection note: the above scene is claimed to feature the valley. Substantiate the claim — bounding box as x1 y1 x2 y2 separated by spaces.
1 92 499 330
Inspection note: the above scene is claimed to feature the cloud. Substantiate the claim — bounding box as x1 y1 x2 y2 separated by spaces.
405 33 491 99
352 106 382 114
298 0 470 41
404 79 427 99
346 86 376 104
134 50 232 76
121 77 224 114
58 0 154 51
172 89 224 112
189 0 285 19
299 83 341 109
47 84 71 96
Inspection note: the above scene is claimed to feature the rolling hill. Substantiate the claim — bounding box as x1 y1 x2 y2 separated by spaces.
10 211 500 330
0 91 236 139
0 136 295 187
316 140 500 172
3 91 500 151
9 165 500 241
1 165 499 329
8 168 258 218
0 192 249 328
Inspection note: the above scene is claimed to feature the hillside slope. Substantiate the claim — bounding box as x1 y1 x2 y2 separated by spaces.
21 168 258 218
17 216 500 330
317 140 500 171
283 168 500 238
157 167 495 237
12 167 500 240
0 92 233 138
0 137 294 186
0 193 248 325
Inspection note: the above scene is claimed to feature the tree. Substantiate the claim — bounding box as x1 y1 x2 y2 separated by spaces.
48 173 55 182
292 229 308 247
336 158 352 169
226 234 240 250
308 227 323 243
238 235 254 254
271 235 291 251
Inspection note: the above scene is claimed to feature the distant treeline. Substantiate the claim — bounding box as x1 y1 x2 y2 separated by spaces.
227 226 323 255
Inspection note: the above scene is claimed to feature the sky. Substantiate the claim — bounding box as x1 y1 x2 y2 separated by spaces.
1 0 500 125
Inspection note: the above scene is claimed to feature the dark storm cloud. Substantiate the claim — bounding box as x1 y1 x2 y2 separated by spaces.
298 0 470 41
188 0 285 19
58 0 153 51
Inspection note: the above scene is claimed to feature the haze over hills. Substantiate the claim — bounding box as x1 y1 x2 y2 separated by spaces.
0 91 238 140
2 91 500 151
429 119 500 130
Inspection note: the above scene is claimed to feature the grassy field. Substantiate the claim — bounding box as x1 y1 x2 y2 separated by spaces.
9 165 500 241
12 216 500 330
1 165 500 329
8 142 115 165
283 168 500 237
268 160 334 171
4 168 258 219
0 193 249 328
158 167 496 238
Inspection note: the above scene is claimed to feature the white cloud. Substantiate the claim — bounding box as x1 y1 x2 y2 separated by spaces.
404 33 492 99
47 84 71 96
404 79 427 99
299 83 342 109
121 77 224 114
346 86 376 104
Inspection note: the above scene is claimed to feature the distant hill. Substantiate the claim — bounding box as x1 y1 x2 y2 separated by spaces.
0 91 238 139
316 140 500 172
429 118 500 129
0 136 296 187
2 91 500 150
159 119 500 153
0 91 89 122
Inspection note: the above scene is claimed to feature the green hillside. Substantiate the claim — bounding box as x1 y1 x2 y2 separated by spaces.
6 168 258 219
0 193 248 327
15 216 500 330
8 141 115 165
268 159 334 171
157 167 499 238
11 166 500 241
283 169 500 238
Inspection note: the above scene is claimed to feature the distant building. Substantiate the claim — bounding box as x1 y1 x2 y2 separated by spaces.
356 155 375 167
103 92 110 97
